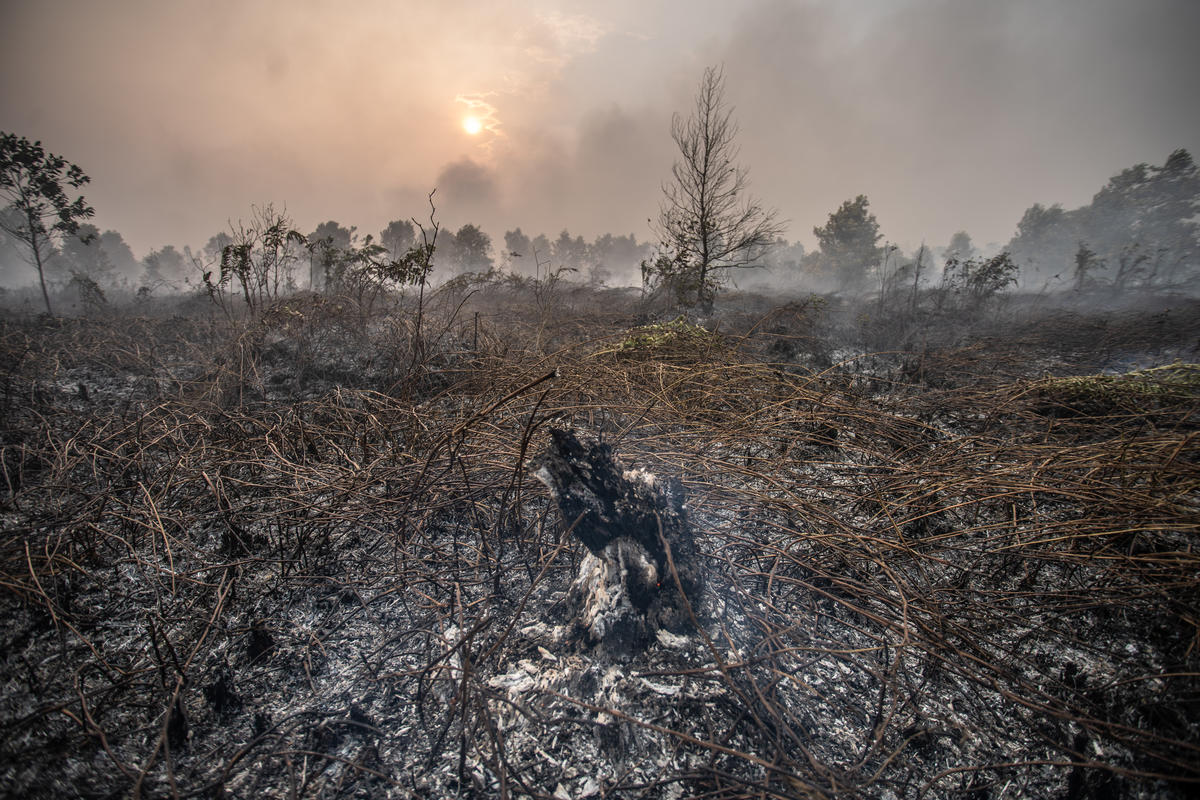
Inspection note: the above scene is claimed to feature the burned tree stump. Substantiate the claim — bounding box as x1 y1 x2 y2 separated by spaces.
531 429 705 659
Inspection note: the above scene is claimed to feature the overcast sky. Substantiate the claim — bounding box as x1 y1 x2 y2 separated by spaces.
2 0 1198 260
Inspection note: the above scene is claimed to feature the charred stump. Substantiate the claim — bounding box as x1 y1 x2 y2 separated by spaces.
531 429 705 659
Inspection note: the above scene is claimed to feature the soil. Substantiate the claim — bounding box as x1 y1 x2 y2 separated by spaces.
1 286 1198 799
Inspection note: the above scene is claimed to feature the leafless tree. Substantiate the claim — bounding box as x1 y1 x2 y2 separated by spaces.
649 66 784 310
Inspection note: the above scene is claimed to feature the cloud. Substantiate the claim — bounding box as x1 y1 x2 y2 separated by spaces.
535 9 611 55
2 0 1197 262
435 158 500 222
454 93 505 155
715 0 1200 249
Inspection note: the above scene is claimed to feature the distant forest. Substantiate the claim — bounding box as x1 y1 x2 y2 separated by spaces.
2 147 1196 305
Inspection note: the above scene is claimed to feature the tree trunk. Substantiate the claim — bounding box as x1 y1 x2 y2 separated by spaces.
531 429 705 660
32 231 53 316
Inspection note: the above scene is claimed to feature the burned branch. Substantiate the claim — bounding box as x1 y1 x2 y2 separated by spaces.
530 428 704 658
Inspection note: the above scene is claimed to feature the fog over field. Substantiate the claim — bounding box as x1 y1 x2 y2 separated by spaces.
1 0 1198 274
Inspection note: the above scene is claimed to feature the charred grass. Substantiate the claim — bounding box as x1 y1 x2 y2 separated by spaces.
1 289 1198 799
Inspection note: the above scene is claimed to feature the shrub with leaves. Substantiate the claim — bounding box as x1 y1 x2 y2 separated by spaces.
203 204 306 318
68 271 107 314
940 251 1019 310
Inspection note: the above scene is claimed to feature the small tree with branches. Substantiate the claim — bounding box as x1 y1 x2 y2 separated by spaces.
0 133 95 315
202 204 306 317
647 66 784 311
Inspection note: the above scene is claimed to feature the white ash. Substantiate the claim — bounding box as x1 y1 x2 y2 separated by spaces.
567 540 660 655
530 429 706 661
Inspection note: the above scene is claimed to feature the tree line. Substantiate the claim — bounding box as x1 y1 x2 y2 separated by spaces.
0 135 660 313
1008 148 1199 293
3 63 1197 317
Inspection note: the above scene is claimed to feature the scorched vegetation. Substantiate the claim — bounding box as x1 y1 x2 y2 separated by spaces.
0 276 1198 799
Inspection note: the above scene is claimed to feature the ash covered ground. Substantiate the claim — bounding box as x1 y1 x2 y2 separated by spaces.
1 286 1198 798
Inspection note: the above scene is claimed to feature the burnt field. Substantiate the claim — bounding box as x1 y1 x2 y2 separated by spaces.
1 286 1198 799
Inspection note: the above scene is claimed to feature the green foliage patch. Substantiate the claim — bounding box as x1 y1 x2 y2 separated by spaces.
612 316 721 356
1032 362 1200 416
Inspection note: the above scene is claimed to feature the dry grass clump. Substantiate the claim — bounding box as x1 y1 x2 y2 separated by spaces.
1 295 1197 798
1027 362 1200 417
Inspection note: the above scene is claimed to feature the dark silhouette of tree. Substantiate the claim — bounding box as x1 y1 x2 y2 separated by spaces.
60 223 112 283
552 229 589 269
307 220 355 290
452 223 493 273
1073 241 1101 291
186 231 234 292
57 222 111 311
945 231 974 263
203 231 234 264
380 219 415 260
1006 149 1199 290
309 220 353 250
530 233 552 274
0 212 27 285
649 66 783 310
141 245 186 290
813 195 883 292
591 233 647 268
433 227 459 273
1086 148 1199 288
1007 202 1074 285
99 229 138 280
504 227 532 274
0 132 94 314
589 233 650 286
504 228 530 258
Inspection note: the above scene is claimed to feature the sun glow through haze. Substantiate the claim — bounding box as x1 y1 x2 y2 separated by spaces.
0 0 1196 263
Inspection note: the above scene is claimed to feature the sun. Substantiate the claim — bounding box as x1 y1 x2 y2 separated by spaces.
462 116 483 135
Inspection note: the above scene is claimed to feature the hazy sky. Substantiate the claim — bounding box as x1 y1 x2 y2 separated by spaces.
2 0 1198 260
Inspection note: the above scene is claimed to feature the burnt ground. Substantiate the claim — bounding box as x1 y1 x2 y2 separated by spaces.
1 286 1198 799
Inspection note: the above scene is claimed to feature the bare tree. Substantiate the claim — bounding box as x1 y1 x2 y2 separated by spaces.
648 66 784 310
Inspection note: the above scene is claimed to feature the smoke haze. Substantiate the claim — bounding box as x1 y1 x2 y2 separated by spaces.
1 0 1198 261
